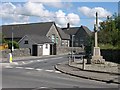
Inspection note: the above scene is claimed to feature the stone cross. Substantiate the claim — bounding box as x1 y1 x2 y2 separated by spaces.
91 12 105 64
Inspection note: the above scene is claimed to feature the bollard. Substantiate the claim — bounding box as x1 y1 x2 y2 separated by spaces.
8 53 13 63
73 55 75 62
82 56 85 70
68 56 71 65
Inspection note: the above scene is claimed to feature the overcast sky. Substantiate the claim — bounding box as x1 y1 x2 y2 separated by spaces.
0 0 119 30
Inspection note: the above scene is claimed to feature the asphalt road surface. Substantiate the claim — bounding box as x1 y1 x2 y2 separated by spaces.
2 55 119 89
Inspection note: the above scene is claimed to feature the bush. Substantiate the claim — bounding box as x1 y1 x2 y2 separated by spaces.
7 41 19 49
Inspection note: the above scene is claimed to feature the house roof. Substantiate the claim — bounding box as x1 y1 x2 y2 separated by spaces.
2 22 70 40
62 26 92 36
19 35 53 44
57 27 70 40
80 26 92 36
62 27 80 35
2 22 54 38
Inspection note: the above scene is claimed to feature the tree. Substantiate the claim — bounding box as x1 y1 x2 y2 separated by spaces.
98 14 120 48
7 41 19 49
0 33 6 44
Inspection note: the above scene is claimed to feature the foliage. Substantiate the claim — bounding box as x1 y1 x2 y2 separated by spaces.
85 36 94 57
7 40 19 49
98 14 120 49
0 33 7 44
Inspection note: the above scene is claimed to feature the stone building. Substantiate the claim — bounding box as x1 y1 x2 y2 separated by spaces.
2 22 70 56
62 23 92 47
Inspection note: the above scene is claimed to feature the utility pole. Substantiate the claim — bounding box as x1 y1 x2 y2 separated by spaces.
11 28 14 52
71 35 74 62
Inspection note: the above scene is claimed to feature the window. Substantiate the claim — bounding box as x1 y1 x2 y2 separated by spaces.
51 34 55 43
45 44 48 49
48 36 51 40
61 41 64 46
80 38 83 42
24 40 28 44
56 37 58 44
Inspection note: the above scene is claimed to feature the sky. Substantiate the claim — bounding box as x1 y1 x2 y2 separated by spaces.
0 0 119 31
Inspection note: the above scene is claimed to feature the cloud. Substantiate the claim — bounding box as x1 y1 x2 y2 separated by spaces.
1 2 80 27
67 13 80 26
0 2 29 22
78 6 112 18
55 10 80 27
20 2 54 17
4 22 29 25
28 0 63 8
55 10 67 27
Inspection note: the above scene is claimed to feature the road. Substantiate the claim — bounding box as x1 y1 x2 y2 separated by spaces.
2 55 119 89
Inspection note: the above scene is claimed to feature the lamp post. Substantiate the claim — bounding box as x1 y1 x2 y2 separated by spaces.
12 32 14 52
71 35 75 61
11 26 14 52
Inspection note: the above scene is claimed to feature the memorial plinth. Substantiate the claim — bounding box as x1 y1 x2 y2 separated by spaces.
91 47 105 64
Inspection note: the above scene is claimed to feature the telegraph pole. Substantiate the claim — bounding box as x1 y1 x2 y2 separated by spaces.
11 26 14 52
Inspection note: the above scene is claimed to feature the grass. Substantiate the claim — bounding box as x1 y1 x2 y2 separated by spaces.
98 43 120 49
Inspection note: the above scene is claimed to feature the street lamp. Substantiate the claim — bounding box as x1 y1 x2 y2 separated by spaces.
71 35 75 61
11 27 14 52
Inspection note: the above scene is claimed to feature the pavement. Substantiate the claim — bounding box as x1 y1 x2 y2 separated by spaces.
54 60 120 84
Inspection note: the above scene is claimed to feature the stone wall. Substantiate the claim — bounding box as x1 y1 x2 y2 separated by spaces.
101 49 120 63
1 48 30 58
56 46 84 55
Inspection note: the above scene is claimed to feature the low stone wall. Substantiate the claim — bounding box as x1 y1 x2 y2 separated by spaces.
56 46 84 55
1 48 30 58
101 49 120 63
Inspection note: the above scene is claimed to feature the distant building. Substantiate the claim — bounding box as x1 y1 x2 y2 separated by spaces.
2 22 92 55
2 22 70 56
62 23 92 47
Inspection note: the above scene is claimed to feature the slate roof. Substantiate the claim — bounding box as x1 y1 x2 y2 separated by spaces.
80 26 92 36
62 26 92 36
2 22 54 38
57 27 70 40
62 27 80 35
19 35 53 44
2 22 70 40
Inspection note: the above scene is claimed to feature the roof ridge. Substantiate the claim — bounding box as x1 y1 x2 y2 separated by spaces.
2 21 55 26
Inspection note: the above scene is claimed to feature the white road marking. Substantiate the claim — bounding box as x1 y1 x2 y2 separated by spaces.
51 57 63 60
24 67 34 70
54 71 61 73
37 60 41 62
13 62 18 65
30 61 33 63
15 67 23 69
22 61 26 64
43 59 48 60
45 70 54 72
40 87 48 88
35 68 42 71
5 66 13 68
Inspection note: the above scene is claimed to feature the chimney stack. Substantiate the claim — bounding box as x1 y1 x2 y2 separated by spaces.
67 23 70 30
